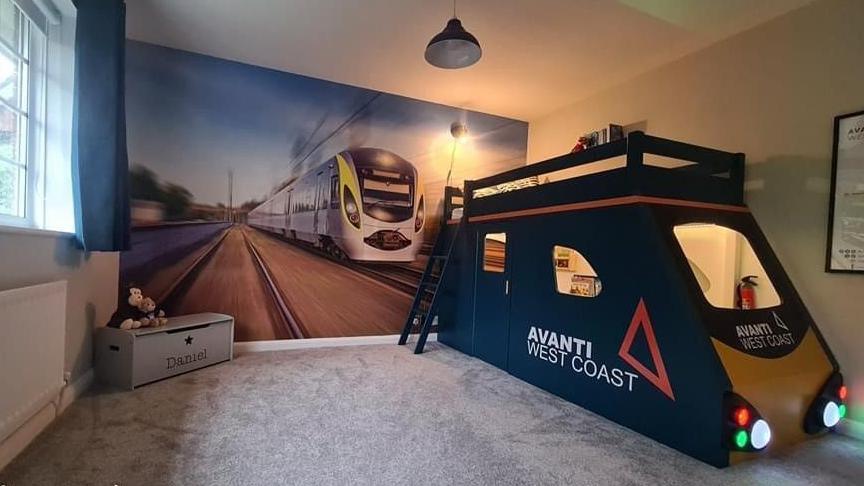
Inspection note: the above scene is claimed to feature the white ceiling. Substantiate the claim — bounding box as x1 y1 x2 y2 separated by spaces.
126 0 813 121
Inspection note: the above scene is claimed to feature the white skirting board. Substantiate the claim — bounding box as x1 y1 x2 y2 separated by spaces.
0 369 93 471
234 333 437 353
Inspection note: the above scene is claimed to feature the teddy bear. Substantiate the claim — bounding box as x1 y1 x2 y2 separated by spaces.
137 296 156 327
137 296 169 328
109 287 169 330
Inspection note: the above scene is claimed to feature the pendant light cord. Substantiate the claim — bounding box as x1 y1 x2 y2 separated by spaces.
453 0 457 18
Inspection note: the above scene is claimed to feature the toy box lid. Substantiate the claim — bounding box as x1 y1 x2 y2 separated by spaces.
131 312 233 336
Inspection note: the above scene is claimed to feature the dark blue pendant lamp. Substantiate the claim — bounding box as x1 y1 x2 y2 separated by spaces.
424 0 482 69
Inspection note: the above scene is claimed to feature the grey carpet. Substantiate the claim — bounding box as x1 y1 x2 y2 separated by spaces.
1 343 862 485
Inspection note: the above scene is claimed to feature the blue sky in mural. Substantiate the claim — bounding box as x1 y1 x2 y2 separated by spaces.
126 41 528 207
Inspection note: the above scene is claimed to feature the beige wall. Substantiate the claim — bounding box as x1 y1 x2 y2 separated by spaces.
528 0 864 427
0 230 118 381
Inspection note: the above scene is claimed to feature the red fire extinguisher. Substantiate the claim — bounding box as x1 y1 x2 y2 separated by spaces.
736 275 758 310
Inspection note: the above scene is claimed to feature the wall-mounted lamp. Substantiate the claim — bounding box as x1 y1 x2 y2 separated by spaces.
450 121 469 141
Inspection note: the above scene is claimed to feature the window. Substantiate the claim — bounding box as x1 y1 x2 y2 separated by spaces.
0 0 74 233
329 175 339 209
482 232 506 273
553 245 602 297
0 0 39 221
674 223 780 309
318 183 327 209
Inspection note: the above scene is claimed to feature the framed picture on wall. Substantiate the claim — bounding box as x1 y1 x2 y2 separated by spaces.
826 109 864 273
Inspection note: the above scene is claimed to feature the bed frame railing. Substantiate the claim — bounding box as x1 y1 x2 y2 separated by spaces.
459 131 745 221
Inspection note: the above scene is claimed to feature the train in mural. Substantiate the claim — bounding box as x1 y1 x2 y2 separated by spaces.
248 148 424 262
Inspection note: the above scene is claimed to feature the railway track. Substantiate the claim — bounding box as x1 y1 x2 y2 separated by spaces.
420 240 434 256
241 229 308 339
157 225 307 340
361 262 424 293
341 261 418 296
157 227 232 309
249 226 421 297
366 262 424 281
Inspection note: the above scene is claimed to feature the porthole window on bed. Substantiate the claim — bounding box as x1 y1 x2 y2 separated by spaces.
553 246 602 297
673 223 781 309
483 233 507 273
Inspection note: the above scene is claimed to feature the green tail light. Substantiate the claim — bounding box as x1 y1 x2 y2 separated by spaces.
734 430 749 449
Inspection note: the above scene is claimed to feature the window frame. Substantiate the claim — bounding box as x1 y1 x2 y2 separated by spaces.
482 232 507 273
0 0 33 226
0 0 70 234
552 245 602 298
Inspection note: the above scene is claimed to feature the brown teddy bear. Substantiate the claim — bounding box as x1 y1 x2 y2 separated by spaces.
137 296 168 328
109 287 168 330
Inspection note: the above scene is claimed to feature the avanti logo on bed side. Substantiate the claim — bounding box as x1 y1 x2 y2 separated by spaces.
526 325 638 392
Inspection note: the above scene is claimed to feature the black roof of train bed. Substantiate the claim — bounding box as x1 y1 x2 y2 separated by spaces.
459 131 745 221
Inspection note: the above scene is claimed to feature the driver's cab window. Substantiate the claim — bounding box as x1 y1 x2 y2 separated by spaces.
674 223 780 309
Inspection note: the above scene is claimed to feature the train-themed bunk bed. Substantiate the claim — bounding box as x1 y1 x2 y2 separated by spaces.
399 131 848 468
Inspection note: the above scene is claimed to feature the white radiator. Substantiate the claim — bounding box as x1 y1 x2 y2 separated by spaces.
0 281 66 444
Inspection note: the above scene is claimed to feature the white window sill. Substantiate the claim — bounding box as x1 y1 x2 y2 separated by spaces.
0 222 74 239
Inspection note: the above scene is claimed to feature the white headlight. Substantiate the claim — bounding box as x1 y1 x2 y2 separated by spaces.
823 401 841 428
750 419 771 450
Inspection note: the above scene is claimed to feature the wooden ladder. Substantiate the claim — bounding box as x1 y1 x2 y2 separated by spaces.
398 221 461 354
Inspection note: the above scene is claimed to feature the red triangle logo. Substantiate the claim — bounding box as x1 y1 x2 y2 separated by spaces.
618 298 675 401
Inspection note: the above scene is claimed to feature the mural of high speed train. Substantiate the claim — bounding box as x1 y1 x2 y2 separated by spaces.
248 148 424 262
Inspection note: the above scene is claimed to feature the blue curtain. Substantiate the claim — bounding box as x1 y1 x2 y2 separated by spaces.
71 0 130 251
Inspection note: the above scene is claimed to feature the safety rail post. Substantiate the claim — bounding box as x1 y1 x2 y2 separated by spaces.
626 131 644 193
730 152 746 205
626 131 645 170
462 180 474 223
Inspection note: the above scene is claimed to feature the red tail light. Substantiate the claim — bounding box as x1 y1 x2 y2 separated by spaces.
733 407 750 427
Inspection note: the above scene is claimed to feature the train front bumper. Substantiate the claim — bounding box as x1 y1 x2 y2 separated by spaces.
364 229 412 251
339 221 422 262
